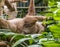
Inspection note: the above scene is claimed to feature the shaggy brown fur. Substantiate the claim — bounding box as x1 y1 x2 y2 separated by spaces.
0 41 10 47
0 0 46 34
0 41 7 47
26 0 35 16
0 16 46 34
22 16 46 34
23 0 46 34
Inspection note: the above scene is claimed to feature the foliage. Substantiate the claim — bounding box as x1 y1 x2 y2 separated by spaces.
0 0 60 47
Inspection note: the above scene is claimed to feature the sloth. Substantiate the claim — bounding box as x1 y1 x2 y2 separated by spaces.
0 0 46 34
21 16 46 34
4 0 27 19
0 16 46 34
21 0 46 34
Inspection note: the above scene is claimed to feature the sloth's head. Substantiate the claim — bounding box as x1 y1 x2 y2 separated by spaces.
24 16 38 27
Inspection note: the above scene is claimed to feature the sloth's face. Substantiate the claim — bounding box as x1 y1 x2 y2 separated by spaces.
24 21 36 28
22 16 38 34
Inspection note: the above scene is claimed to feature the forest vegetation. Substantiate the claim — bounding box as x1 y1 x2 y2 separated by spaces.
0 0 60 47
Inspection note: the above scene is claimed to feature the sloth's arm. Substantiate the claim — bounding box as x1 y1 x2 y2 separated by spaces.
0 18 9 29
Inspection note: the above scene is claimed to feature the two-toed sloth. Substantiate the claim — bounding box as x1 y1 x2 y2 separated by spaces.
0 0 47 34
0 16 46 34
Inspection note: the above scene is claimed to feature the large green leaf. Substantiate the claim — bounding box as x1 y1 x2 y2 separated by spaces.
28 45 42 47
42 41 60 47
12 38 32 47
10 34 25 43
49 25 60 38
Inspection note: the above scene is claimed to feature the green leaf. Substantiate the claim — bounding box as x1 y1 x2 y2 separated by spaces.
42 41 60 47
12 38 32 47
49 25 60 38
28 45 41 47
10 34 25 42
